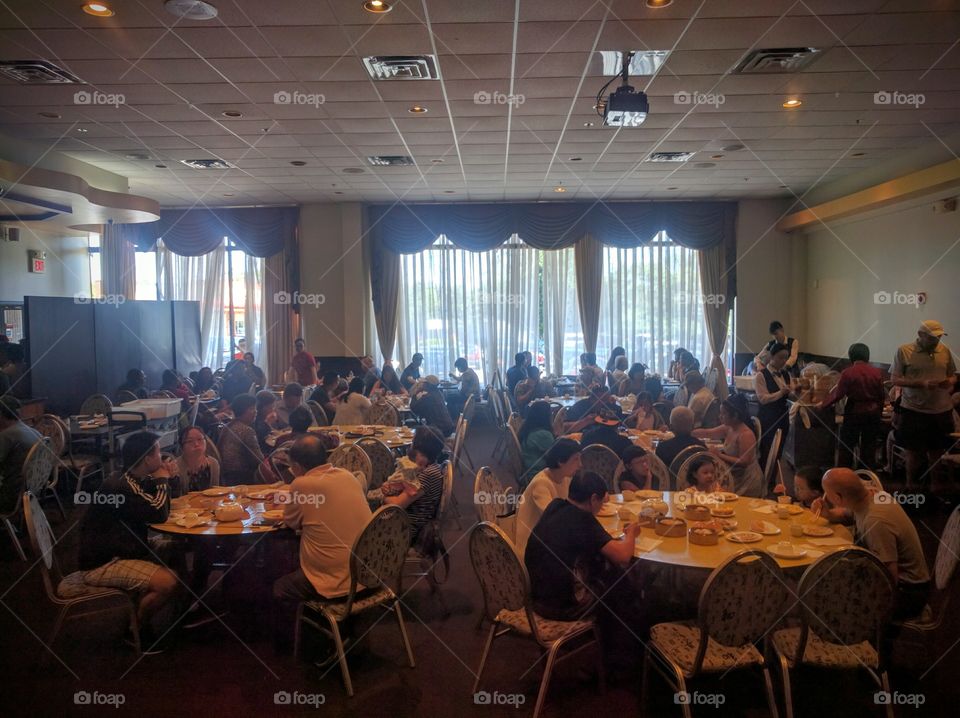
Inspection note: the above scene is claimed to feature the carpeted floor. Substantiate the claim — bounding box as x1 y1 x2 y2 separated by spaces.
1 421 956 717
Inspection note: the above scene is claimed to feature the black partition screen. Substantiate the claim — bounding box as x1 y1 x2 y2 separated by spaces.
23 297 97 416
25 296 200 415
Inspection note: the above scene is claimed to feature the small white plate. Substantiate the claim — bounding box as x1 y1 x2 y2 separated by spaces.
803 525 834 537
753 521 782 536
176 517 210 528
768 544 808 559
202 487 233 497
726 531 763 544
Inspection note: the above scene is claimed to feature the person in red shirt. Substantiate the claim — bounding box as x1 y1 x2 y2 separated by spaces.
820 342 886 469
290 338 318 386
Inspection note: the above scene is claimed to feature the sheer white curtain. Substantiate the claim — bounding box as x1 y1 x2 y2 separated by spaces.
396 236 539 384
542 247 583 376
245 254 267 381
597 238 712 375
157 240 227 369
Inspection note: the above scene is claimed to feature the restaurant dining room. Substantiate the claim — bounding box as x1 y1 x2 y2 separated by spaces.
2 0 960 716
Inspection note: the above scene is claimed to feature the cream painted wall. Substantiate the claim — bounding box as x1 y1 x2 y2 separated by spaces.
734 198 803 356
298 202 369 357
802 197 960 363
0 231 91 302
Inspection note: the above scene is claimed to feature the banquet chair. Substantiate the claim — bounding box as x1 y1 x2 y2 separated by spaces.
701 399 721 429
26 414 68 519
675 452 734 493
653 401 672 427
294 506 415 696
203 434 222 465
268 446 293 484
551 405 567 436
462 394 478 424
366 401 400 427
642 550 787 718
329 444 373 487
356 437 396 491
771 547 895 718
406 462 452 593
668 446 708 486
80 393 113 416
305 400 328 426
762 428 783 489
457 416 477 476
469 521 604 718
116 389 139 403
615 451 672 492
854 469 884 492
580 444 621 493
891 505 960 673
22 491 141 661
473 466 517 541
502 425 525 480
53 416 104 500
507 412 524 435
751 416 762 440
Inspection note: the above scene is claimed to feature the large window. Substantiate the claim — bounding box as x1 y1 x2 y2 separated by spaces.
395 235 732 381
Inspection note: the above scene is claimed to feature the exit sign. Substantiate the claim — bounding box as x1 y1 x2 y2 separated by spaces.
31 257 45 273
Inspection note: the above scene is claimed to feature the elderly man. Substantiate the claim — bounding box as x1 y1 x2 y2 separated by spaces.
820 468 929 619
655 406 706 470
891 320 957 487
683 370 715 428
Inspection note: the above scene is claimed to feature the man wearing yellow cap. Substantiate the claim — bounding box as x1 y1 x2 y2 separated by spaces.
891 320 957 486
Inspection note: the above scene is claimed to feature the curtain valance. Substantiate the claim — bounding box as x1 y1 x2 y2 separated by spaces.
366 201 735 252
127 206 299 257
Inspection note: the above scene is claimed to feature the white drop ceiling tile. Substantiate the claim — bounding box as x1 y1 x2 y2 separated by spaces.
844 12 960 45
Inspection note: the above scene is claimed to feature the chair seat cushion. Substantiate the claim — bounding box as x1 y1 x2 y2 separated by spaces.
495 608 594 644
305 587 392 620
771 627 878 669
650 620 763 675
56 570 120 599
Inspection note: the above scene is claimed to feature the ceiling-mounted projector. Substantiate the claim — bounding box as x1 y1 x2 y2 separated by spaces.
596 51 650 127
604 86 649 127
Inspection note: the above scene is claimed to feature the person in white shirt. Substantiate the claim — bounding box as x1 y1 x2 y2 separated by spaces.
765 321 799 376
273 435 372 648
684 371 716 428
514 438 582 557
332 377 372 425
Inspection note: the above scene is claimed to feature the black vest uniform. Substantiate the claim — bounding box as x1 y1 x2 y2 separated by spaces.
757 367 791 472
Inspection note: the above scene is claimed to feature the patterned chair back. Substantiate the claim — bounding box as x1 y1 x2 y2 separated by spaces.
204 434 222 465
702 399 721 429
23 438 57 496
855 469 884 493
462 393 477 423
551 406 567 436
669 445 708 484
80 393 113 416
356 438 396 491
306 400 329 426
348 505 409 605
503 425 524 478
22 492 63 600
366 401 400 427
330 443 373 485
698 551 788 661
762 428 783 486
676 452 733 492
30 415 66 457
440 461 455 516
116 390 139 404
450 418 467 471
507 412 523 435
617 450 671 492
795 548 894 649
469 522 530 622
934 505 960 591
750 416 762 440
580 444 621 493
269 446 293 484
473 466 511 524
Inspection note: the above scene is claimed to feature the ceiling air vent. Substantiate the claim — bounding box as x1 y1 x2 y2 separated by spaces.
362 55 439 80
179 159 234 170
0 60 83 84
367 155 415 167
736 48 821 74
645 152 695 163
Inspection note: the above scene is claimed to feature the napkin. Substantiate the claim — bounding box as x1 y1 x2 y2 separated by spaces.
805 536 853 547
635 537 663 554
798 545 826 558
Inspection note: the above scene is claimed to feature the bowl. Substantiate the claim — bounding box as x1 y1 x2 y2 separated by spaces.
684 505 712 522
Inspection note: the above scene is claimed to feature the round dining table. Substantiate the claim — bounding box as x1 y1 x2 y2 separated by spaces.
596 491 854 571
264 424 416 449
150 484 291 536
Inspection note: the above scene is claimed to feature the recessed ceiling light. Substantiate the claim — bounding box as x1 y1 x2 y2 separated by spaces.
850 151 866 157
667 186 678 190
165 0 218 20
334 191 344 195
710 153 724 159
430 158 444 164
342 167 366 174
568 157 583 162
363 0 392 12
77 127 88 133
782 98 802 108
223 193 234 197
553 185 567 193
646 0 673 7
124 153 151 160
583 122 595 127
222 110 243 118
155 164 167 168
82 2 114 17
408 105 428 114
779 184 788 188
38 111 60 119
694 162 716 168
443 190 456 194
290 160 307 166
722 144 744 152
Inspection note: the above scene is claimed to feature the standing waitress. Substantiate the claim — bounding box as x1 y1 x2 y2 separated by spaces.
765 321 800 377
754 343 796 484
